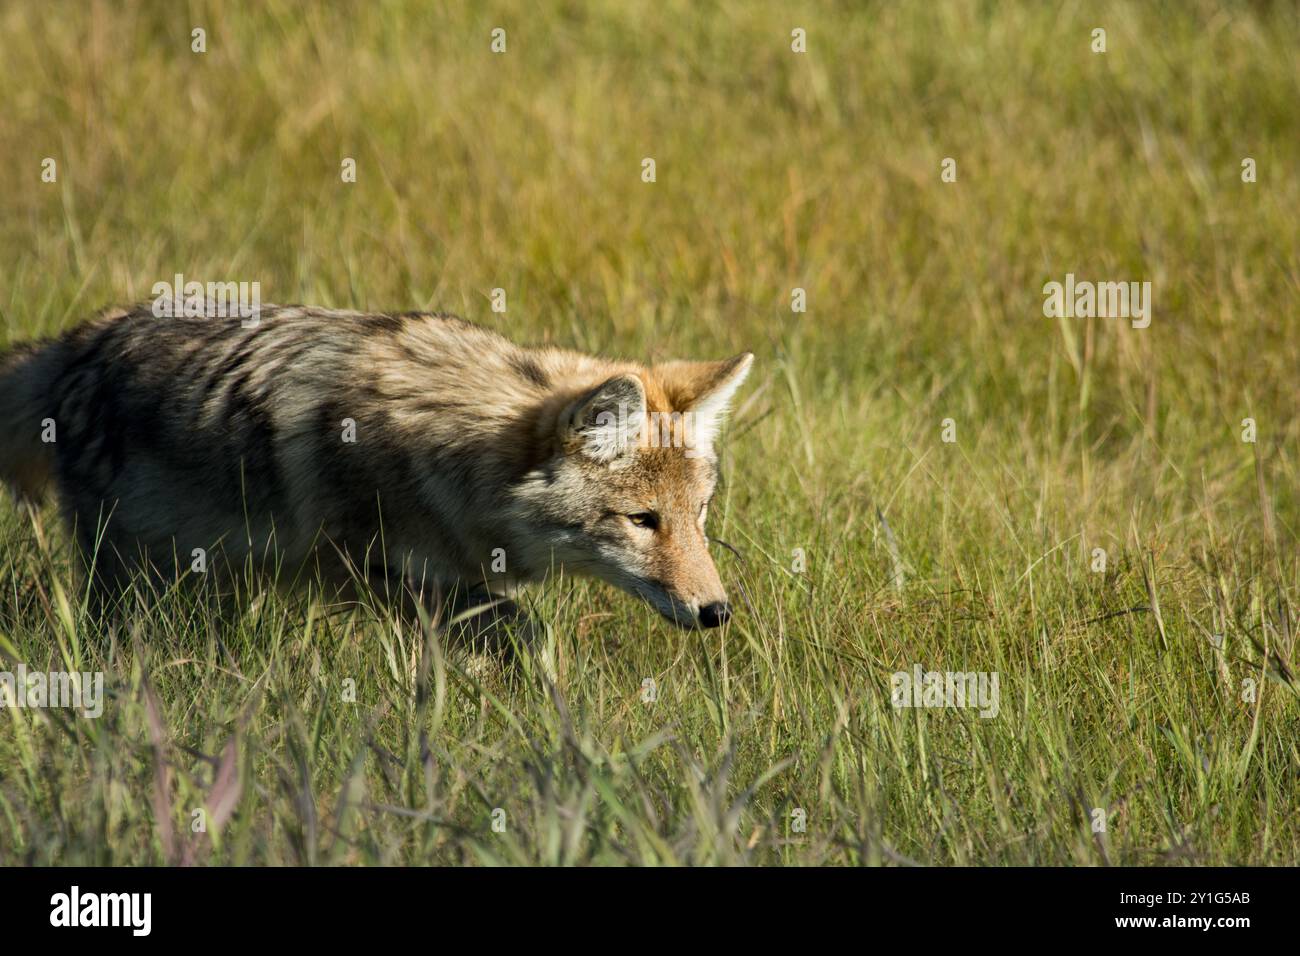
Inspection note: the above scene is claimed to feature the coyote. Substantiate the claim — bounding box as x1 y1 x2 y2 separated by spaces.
0 304 753 631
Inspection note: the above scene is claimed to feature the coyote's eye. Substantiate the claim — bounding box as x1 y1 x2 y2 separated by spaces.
626 512 659 530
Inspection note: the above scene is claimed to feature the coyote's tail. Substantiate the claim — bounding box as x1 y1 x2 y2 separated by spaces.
0 340 64 506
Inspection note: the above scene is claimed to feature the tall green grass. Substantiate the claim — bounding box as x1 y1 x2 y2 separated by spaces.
1 0 1297 864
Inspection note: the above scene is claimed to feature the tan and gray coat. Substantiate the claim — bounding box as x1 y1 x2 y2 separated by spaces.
1 304 752 628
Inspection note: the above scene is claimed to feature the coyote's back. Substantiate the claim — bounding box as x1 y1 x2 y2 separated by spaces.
2 305 548 601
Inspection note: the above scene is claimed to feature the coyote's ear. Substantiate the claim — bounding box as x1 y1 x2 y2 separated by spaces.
561 373 646 461
655 352 754 451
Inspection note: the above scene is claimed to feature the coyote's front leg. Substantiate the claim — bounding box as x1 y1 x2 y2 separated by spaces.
346 562 539 658
435 584 541 658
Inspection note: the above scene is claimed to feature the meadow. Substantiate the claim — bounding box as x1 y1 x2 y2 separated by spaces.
1 0 1297 865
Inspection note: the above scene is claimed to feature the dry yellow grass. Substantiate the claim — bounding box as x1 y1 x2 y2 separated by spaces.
0 0 1297 864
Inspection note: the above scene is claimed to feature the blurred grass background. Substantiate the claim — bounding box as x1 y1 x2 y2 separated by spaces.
1 0 1298 864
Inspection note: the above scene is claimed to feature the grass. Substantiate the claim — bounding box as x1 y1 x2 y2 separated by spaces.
1 0 1298 865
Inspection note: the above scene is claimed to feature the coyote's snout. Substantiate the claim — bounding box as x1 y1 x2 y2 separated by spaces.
0 304 753 633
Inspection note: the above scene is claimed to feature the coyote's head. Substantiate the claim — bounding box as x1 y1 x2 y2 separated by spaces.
510 353 753 629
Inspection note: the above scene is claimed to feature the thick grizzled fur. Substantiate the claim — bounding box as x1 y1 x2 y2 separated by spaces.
0 304 752 629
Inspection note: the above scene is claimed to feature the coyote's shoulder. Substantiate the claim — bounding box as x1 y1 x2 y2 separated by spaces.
1 303 753 628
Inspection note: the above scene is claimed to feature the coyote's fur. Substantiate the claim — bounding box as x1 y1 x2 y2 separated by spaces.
0 304 753 631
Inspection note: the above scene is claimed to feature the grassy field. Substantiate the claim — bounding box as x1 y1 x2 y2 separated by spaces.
1 0 1298 865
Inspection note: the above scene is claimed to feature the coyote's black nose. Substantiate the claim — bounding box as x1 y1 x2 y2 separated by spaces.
699 602 731 628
